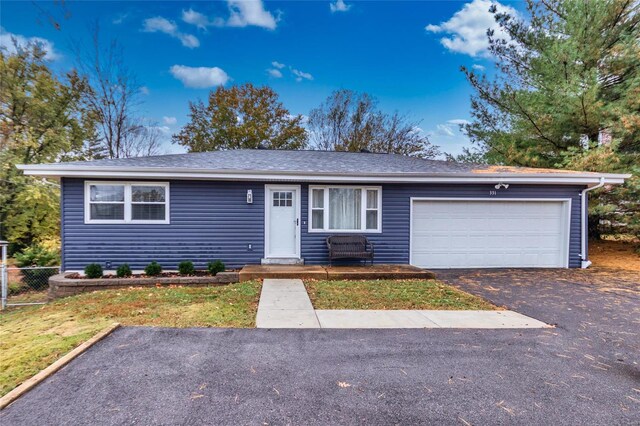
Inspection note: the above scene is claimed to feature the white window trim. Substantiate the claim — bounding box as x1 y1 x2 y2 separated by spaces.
308 185 382 233
84 181 170 224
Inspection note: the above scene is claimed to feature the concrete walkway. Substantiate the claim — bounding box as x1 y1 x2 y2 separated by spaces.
256 279 550 329
255 279 320 328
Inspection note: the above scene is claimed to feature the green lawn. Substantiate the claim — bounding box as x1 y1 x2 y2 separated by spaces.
305 279 498 310
0 282 261 397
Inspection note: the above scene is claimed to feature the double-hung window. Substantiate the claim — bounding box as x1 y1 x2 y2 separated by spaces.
309 186 381 232
85 182 169 224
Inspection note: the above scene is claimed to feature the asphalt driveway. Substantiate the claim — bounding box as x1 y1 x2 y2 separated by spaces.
2 268 639 425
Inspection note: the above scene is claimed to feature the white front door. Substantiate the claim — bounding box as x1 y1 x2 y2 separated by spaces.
266 185 300 258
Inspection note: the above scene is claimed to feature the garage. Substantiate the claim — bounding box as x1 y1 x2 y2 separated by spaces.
410 199 571 269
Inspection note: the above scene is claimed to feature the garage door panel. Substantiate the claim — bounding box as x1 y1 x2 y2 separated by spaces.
411 200 568 268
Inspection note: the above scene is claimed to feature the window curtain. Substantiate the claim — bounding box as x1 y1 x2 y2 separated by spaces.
329 188 361 229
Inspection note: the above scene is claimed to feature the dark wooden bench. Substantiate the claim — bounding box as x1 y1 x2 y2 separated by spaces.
326 235 374 266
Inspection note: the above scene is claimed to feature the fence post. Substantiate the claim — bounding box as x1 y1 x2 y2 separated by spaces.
1 241 8 310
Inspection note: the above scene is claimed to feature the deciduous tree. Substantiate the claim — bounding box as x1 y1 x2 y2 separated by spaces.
73 24 161 159
308 89 439 158
173 83 307 151
0 43 91 249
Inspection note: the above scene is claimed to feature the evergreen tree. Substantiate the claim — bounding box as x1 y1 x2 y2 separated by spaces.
462 0 639 242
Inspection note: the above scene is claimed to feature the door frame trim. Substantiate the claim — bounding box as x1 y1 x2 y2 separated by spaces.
264 184 302 259
409 197 572 269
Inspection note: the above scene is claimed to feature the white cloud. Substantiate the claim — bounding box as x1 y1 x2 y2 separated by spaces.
113 13 129 25
425 0 517 57
181 2 278 31
0 28 60 60
291 68 313 82
143 16 176 33
182 8 224 30
271 61 285 69
436 124 455 137
139 86 150 95
330 0 351 13
472 64 486 71
267 68 283 78
163 116 177 125
447 119 470 126
142 17 200 48
227 0 278 30
170 65 230 88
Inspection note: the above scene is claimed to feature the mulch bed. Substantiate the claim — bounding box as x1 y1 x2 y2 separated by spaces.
65 270 237 280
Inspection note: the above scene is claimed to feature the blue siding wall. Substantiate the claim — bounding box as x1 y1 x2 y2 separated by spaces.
300 183 584 268
61 178 585 270
62 178 265 270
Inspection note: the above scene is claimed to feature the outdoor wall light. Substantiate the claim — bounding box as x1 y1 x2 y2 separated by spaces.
494 183 510 189
247 189 253 204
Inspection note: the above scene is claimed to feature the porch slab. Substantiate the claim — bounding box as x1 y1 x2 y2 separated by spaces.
239 265 327 282
239 264 435 282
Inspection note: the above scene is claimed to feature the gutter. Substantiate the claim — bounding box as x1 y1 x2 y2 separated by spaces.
580 177 606 268
14 164 631 185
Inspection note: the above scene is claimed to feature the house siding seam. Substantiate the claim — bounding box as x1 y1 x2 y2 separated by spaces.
61 178 585 270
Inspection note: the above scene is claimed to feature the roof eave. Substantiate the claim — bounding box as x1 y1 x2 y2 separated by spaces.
16 164 630 185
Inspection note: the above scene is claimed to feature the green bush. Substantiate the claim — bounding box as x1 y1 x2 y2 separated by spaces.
84 263 103 279
178 260 195 275
14 245 59 267
207 260 225 275
144 261 162 276
116 263 132 278
14 245 60 290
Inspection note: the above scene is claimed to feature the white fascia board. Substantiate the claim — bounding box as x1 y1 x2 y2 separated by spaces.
16 164 631 185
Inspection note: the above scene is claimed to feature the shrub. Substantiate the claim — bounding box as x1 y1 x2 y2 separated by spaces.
14 245 59 267
178 260 195 275
116 263 132 278
14 245 60 290
84 263 103 279
144 261 162 276
207 260 225 275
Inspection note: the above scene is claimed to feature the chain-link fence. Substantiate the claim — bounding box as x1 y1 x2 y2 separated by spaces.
1 241 58 308
3 266 59 307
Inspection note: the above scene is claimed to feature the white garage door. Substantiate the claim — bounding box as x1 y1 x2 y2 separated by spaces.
411 199 570 268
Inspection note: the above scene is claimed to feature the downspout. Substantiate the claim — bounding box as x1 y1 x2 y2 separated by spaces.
580 177 605 268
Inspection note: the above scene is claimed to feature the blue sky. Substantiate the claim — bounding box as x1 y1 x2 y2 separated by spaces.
1 0 522 156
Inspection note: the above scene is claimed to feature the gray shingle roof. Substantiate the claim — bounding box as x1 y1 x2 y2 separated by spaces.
22 149 627 183
32 149 525 175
